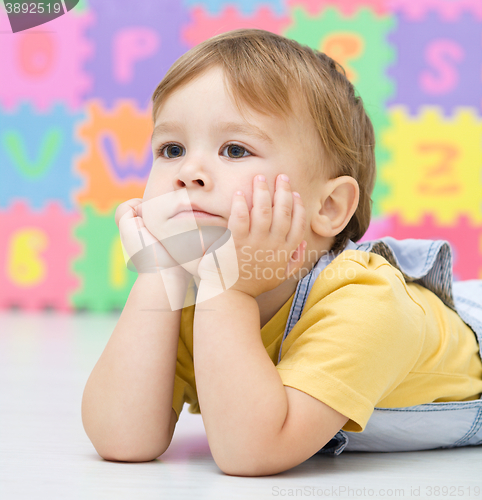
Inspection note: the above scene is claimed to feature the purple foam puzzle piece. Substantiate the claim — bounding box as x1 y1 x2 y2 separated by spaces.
388 12 482 115
83 0 190 108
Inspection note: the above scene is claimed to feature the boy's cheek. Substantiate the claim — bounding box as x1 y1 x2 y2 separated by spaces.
143 172 156 200
143 171 168 201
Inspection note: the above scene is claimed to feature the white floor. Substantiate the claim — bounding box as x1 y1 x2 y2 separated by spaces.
0 310 481 500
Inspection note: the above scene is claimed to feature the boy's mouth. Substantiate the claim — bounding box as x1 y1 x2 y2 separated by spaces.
173 210 220 219
171 203 220 219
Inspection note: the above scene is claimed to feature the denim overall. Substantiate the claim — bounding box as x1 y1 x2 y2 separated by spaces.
277 236 482 455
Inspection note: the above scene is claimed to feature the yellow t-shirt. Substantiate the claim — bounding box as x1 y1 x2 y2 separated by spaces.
171 250 482 433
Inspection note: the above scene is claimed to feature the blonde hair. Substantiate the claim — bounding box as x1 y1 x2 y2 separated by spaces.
151 29 376 253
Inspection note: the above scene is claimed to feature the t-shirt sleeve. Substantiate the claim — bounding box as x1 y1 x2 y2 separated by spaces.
276 257 426 432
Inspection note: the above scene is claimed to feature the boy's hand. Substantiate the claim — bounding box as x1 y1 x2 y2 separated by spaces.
197 174 307 299
116 198 193 310
116 198 177 272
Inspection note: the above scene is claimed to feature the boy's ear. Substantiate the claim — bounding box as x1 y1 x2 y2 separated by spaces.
310 176 360 238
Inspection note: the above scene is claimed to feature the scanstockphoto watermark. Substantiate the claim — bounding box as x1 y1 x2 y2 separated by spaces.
271 485 482 497
240 246 358 282
272 485 405 497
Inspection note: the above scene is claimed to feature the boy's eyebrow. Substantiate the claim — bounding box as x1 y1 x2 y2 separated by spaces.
218 122 273 144
151 121 273 145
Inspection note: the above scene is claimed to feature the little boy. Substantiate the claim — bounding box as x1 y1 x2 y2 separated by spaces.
81 29 482 477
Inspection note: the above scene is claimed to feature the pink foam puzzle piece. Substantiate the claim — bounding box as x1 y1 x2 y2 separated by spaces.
182 5 291 47
388 213 482 281
0 200 82 311
0 9 94 112
287 0 389 17
359 216 397 242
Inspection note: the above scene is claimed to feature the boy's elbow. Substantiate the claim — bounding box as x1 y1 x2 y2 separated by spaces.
82 414 172 463
215 455 282 477
92 439 170 463
212 445 278 477
98 446 166 463
81 401 176 463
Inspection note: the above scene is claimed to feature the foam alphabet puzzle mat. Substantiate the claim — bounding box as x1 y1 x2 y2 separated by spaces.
1 0 481 311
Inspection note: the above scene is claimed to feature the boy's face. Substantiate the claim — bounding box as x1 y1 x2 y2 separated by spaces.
145 65 325 236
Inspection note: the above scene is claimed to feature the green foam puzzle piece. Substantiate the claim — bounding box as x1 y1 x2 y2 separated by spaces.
71 204 137 312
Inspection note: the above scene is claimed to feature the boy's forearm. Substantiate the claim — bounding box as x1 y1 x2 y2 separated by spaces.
81 272 186 461
193 289 288 471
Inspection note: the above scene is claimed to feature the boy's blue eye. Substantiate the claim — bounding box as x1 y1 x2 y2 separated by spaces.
223 144 251 158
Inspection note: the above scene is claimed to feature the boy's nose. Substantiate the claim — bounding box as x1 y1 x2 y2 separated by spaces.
173 162 211 190
174 176 205 188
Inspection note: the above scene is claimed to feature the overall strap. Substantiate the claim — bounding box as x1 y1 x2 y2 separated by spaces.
355 236 456 311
